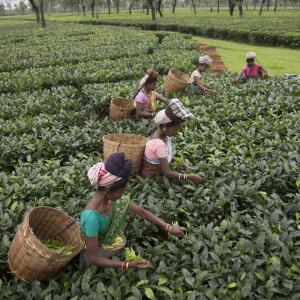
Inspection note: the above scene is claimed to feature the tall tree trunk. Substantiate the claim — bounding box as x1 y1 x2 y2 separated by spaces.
157 0 163 17
81 0 85 16
274 0 277 12
172 0 176 13
237 0 243 17
77 0 80 15
191 0 196 14
116 0 119 13
284 0 287 9
48 0 51 16
228 0 235 15
129 1 133 14
217 0 220 12
28 0 40 23
39 0 46 28
150 0 155 20
91 0 95 16
94 0 98 18
147 7 149 15
107 0 111 14
259 0 265 15
267 0 270 10
244 0 248 10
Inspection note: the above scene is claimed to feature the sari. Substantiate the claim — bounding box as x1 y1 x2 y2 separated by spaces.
81 195 131 248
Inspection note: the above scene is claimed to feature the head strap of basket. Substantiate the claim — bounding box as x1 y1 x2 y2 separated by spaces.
153 98 195 125
87 152 132 190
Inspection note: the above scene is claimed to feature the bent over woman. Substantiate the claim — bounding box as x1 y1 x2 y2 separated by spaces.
80 152 184 270
135 69 169 118
140 99 203 185
234 52 268 83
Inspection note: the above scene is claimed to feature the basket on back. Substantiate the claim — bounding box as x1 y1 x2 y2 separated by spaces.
163 68 191 93
109 98 135 121
8 206 84 282
102 133 148 174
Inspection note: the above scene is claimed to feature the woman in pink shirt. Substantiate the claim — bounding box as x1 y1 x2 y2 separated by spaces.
140 99 203 185
234 52 267 83
135 69 169 118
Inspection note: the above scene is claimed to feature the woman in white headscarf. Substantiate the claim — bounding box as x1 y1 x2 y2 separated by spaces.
234 52 268 83
140 99 203 184
189 55 219 95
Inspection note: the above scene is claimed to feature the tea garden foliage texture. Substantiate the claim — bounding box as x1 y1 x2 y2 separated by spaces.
0 21 300 299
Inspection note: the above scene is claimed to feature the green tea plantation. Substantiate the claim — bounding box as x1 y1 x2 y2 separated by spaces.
0 20 299 299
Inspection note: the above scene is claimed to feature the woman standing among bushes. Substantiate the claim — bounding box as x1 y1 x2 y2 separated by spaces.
140 99 203 184
135 69 169 117
80 152 184 270
189 55 219 95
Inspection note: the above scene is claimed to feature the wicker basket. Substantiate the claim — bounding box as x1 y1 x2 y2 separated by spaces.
8 206 84 282
163 69 191 93
109 98 135 121
102 133 148 174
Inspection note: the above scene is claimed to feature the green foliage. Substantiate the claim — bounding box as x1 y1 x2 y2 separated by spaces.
0 20 300 299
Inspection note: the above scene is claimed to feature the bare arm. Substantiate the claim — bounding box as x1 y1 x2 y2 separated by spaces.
234 69 245 82
130 202 184 237
135 102 155 117
157 95 169 105
195 76 219 95
85 236 149 268
159 157 203 184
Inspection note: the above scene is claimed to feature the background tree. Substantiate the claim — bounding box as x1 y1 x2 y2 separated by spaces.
6 2 12 15
259 0 266 15
39 0 46 27
228 0 235 15
18 0 28 15
106 0 111 14
0 3 5 16
28 0 40 23
191 0 196 14
157 0 163 17
172 0 176 13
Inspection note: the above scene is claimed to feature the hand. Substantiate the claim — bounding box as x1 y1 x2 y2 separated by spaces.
233 78 238 83
212 90 219 95
180 161 188 168
129 259 149 269
205 85 212 89
188 175 203 184
169 225 184 238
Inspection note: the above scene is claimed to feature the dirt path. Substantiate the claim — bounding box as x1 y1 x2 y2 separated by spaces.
194 40 228 74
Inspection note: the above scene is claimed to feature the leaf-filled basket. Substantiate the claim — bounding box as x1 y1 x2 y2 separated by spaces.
109 98 135 121
163 68 191 93
8 206 84 282
102 133 148 174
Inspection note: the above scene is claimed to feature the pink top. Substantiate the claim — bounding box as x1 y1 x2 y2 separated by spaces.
243 64 261 78
144 139 168 159
135 91 160 110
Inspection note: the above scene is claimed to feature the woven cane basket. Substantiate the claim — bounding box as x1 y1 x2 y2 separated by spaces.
164 69 191 93
109 98 135 121
102 133 148 174
8 206 84 282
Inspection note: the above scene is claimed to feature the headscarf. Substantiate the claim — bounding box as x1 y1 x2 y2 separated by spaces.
140 68 159 86
153 99 195 125
199 55 212 66
87 153 132 189
246 52 256 60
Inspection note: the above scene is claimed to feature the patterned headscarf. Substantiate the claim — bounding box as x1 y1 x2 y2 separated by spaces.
199 55 212 66
153 98 195 125
87 153 132 189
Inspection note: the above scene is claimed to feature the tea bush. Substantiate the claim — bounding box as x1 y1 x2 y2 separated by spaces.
0 21 299 299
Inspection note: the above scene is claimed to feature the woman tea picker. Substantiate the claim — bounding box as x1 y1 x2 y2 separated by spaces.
80 152 184 269
234 52 268 83
135 69 169 117
140 99 203 184
189 55 219 95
